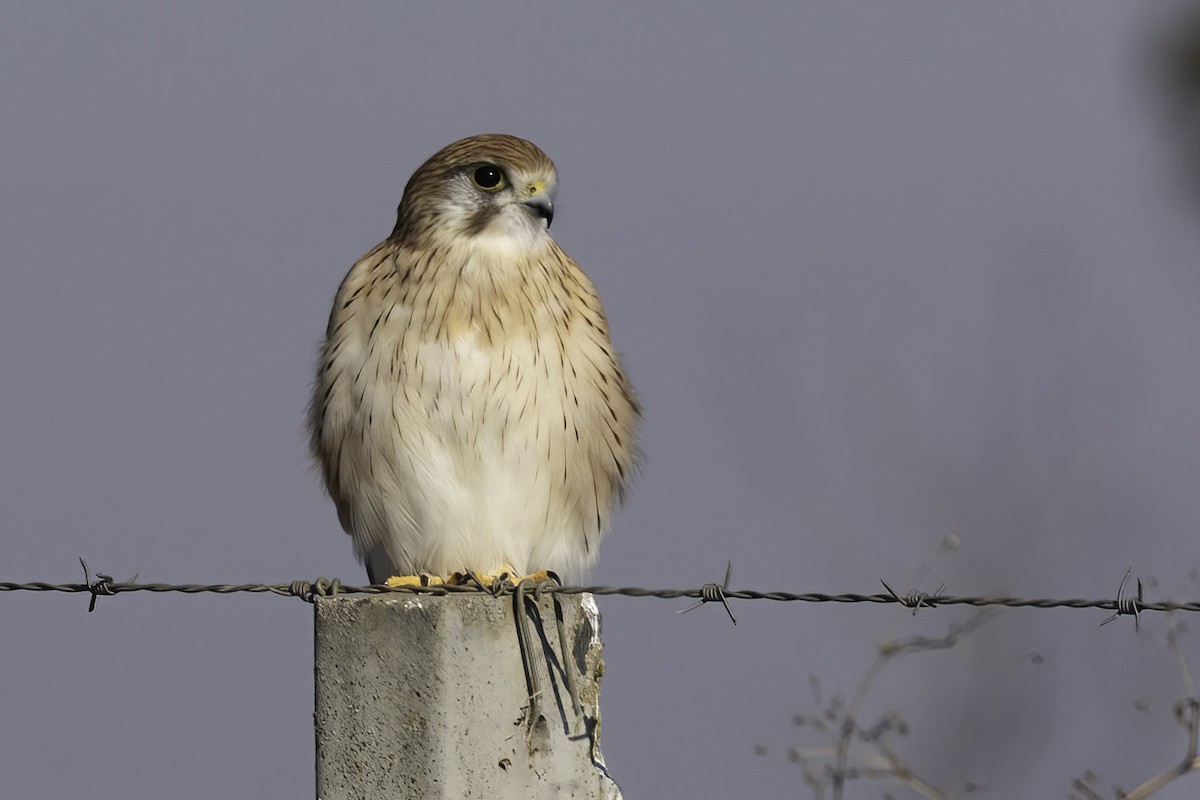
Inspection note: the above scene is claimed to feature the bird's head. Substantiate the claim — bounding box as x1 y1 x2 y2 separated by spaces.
392 134 559 251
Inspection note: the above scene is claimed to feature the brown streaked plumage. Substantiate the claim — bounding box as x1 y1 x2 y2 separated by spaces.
309 134 640 583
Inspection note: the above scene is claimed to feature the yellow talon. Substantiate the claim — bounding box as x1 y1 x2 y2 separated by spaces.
384 574 445 587
386 567 557 589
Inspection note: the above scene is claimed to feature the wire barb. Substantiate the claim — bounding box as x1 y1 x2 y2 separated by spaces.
310 578 343 599
678 561 737 625
1100 568 1143 630
78 558 135 613
880 579 944 616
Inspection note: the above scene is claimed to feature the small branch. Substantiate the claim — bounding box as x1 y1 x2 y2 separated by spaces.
1120 698 1200 800
830 611 996 800
878 741 951 800
1070 778 1105 800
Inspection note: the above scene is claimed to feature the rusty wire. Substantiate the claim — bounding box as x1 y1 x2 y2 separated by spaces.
0 560 1196 625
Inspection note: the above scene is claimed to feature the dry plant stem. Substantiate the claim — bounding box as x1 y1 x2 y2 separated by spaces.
830 611 995 800
1170 623 1196 697
1070 779 1104 800
1077 608 1200 798
831 653 887 800
879 742 950 800
1120 755 1200 800
1120 699 1200 800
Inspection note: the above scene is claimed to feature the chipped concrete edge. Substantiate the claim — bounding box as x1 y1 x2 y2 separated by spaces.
581 593 623 800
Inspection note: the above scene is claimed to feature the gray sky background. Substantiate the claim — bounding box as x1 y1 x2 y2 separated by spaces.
3 2 1200 797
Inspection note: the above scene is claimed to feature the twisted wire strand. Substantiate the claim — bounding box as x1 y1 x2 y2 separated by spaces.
2 577 1198 615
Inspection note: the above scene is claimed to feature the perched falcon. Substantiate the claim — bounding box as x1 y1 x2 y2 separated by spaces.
309 134 640 584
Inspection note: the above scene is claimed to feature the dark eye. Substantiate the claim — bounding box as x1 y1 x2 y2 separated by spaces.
472 165 505 190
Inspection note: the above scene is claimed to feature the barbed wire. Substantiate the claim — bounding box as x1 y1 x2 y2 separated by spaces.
0 562 1195 623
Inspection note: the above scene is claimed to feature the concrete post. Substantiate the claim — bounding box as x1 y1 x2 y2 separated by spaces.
313 591 621 800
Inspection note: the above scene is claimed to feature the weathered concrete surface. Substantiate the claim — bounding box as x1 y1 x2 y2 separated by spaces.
314 592 620 800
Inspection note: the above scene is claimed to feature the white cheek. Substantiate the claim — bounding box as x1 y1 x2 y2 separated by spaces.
480 206 546 249
470 226 538 258
435 198 547 251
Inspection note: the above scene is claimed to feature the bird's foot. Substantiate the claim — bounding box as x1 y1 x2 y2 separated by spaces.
519 570 560 585
449 565 520 592
383 573 445 588
445 566 561 592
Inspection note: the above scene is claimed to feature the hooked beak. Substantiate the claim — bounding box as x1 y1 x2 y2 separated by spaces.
522 195 554 228
520 181 555 228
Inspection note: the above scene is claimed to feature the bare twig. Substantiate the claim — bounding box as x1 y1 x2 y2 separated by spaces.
827 611 996 800
1118 698 1200 800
